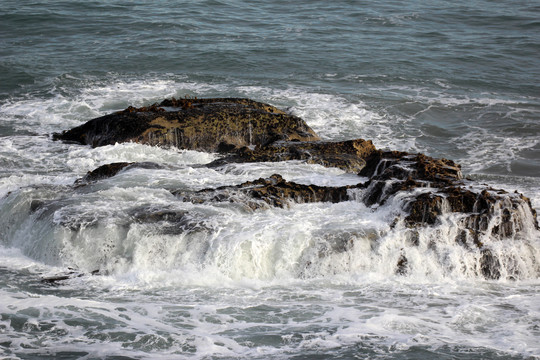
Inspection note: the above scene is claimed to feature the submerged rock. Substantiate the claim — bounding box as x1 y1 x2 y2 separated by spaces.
77 162 133 183
129 206 209 235
53 98 319 151
76 162 163 184
41 269 100 285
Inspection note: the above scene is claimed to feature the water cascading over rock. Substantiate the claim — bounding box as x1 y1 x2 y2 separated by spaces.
51 97 539 280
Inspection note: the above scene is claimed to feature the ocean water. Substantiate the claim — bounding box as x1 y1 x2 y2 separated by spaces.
1 1 540 359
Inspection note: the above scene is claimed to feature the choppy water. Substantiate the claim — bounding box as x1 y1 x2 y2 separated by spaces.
1 1 539 359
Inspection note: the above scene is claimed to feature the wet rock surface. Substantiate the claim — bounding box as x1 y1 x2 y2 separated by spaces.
211 138 378 173
53 97 319 151
77 162 132 183
56 97 539 279
128 206 209 236
356 150 538 237
174 174 353 209
76 162 163 184
41 269 101 285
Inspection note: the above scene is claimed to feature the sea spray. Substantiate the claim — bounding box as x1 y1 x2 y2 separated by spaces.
1 2 540 355
2 167 538 283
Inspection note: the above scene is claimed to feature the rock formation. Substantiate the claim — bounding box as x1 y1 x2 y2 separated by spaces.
54 97 539 279
211 138 378 173
53 97 319 151
173 174 353 210
76 162 162 184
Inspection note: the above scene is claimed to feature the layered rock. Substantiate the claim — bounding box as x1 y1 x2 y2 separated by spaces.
54 97 539 279
354 149 538 238
174 174 353 209
212 138 378 173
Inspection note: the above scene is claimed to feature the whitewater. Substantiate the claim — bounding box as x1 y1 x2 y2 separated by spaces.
1 1 540 359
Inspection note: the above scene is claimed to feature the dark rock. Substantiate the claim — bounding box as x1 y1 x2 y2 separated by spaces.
396 253 409 275
480 249 501 280
403 186 538 243
41 274 75 285
55 97 539 280
129 206 208 235
360 152 462 206
40 269 101 285
78 162 132 183
174 174 354 209
404 192 443 225
351 147 539 257
53 98 320 151
211 138 378 173
368 152 462 183
30 199 46 212
76 162 163 184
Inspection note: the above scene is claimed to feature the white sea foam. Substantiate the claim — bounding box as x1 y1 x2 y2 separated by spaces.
65 142 218 175
368 83 538 107
455 126 539 176
236 85 389 145
0 136 75 197
0 76 227 135
1 75 539 359
3 171 538 285
1 76 538 283
1 264 538 359
215 161 364 186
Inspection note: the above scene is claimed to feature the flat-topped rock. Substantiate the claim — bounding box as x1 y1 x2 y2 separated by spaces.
53 97 320 151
